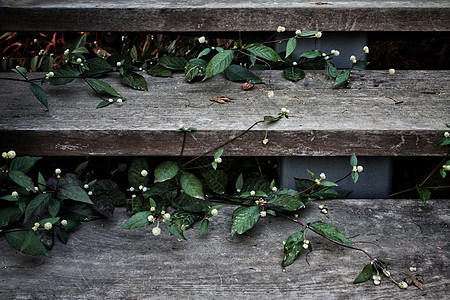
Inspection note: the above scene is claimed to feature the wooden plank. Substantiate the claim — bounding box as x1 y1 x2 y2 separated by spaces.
0 199 448 299
1 1 449 32
0 70 448 157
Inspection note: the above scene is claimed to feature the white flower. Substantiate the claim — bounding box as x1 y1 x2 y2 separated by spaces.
148 215 155 222
61 220 68 226
324 56 329 60
7 150 16 159
302 243 309 249
161 211 165 215
163 213 171 220
64 49 70 56
443 165 450 171
409 266 417 272
292 61 298 66
236 188 241 193
352 166 358 172
398 281 408 289
131 194 136 198
262 138 269 145
277 26 286 33
142 187 148 192
260 211 267 217
321 208 328 214
295 29 302 36
2 152 7 158
350 55 357 63
331 49 340 56
129 187 135 192
117 98 123 103
47 71 54 78
88 191 93 196
320 173 326 180
44 222 52 230
389 68 395 75
76 58 82 63
11 191 19 197
281 107 289 116
315 179 321 185
267 91 274 98
34 187 39 191
372 275 381 281
55 168 61 174
315 32 322 38
357 166 364 172
272 186 277 192
141 170 148 177
214 157 222 163
444 132 449 138
150 207 156 212
32 226 38 231
373 279 381 285
304 239 310 244
198 36 206 43
152 226 161 236
139 185 143 190
211 208 218 216
250 190 256 196
84 184 89 189
318 204 325 209
121 35 126 41
34 222 40 227
116 62 122 67
363 46 369 53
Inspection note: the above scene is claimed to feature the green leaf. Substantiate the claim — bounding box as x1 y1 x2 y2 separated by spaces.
0 207 23 228
185 58 207 82
67 35 87 51
231 206 260 237
309 221 352 243
38 172 46 191
4 230 49 256
174 193 210 212
59 184 93 204
268 189 304 211
350 154 358 167
298 30 320 37
203 170 228 194
47 67 81 85
158 56 188 70
354 60 370 68
121 71 148 91
320 181 338 187
300 50 322 59
282 226 307 267
285 37 297 58
12 66 27 77
354 264 373 284
439 137 450 147
224 64 262 84
199 219 209 235
48 197 60 217
246 44 282 62
154 161 179 183
147 65 172 77
180 172 204 200
57 227 69 244
283 67 305 82
204 50 234 80
440 169 447 179
8 170 34 190
1 195 18 202
96 100 110 109
88 79 120 97
326 61 339 78
121 211 153 229
31 56 39 70
84 58 114 76
334 69 351 86
214 149 224 160
30 83 48 109
416 185 431 204
165 221 186 240
197 48 211 58
9 156 41 173
128 158 149 188
38 217 60 226
236 173 244 191
352 171 359 183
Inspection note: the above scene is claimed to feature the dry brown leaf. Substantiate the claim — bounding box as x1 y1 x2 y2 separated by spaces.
242 82 254 91
405 274 424 291
209 96 232 104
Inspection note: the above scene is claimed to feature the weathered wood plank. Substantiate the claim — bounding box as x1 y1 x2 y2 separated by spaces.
0 70 448 156
0 199 448 299
1 1 449 32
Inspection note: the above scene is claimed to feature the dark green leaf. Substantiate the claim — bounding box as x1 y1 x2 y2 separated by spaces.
0 207 23 228
199 219 209 235
40 57 53 72
38 172 46 191
47 67 81 85
158 56 188 70
309 221 352 243
246 44 282 62
147 65 172 77
121 71 148 91
174 193 211 212
267 189 303 211
88 79 120 97
36 230 54 249
59 202 98 222
48 197 60 217
4 230 49 256
326 61 339 78
38 217 60 226
354 60 370 68
203 170 228 195
67 35 87 51
128 158 149 188
298 30 320 37
185 58 207 82
334 69 351 86
9 156 41 173
300 50 322 59
165 221 186 240
96 100 110 109
59 184 93 204
282 226 307 267
180 172 204 200
1 195 18 201
84 58 114 76
439 137 450 147
204 50 234 80
352 171 359 183
416 185 431 204
283 67 305 82
285 37 297 58
121 211 152 229
12 66 27 77
9 170 34 190
224 64 262 84
197 48 211 58
154 161 179 183
57 227 69 244
354 263 373 284
236 173 244 191
231 206 260 237
30 83 48 109
350 154 358 167
91 194 115 218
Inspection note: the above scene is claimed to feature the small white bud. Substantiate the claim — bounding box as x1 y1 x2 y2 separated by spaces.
161 211 165 215
121 36 126 41
142 187 148 192
150 207 156 212
315 179 321 185
363 46 369 53
198 36 206 43
139 185 143 190
352 166 358 172
272 186 277 192
47 71 54 77
211 208 218 216
141 170 148 177
55 168 61 174
148 215 155 222
34 187 39 191
315 32 322 38
116 62 122 67
11 191 19 197
131 194 136 198
292 61 297 66
32 226 38 231
64 49 70 55
409 266 417 272
321 208 328 214
214 157 222 163
443 165 450 171
163 213 171 220
33 39 38 43
302 243 309 249
304 239 310 244
267 91 274 98
129 187 135 192
262 138 269 145
152 226 161 236
116 98 123 103
236 188 241 193
444 132 449 138
318 204 325 209
277 26 286 33
250 190 256 196
2 152 7 158
7 150 16 159
260 211 267 217
88 191 93 196
295 29 302 36
373 279 381 285
76 58 82 63
44 222 52 230
324 56 329 60
84 184 89 189
389 68 395 75
61 220 68 226
350 55 357 63
319 173 326 180
398 281 408 289
357 166 364 172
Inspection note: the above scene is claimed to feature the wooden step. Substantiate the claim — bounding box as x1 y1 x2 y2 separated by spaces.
1 1 449 32
0 70 448 157
1 199 448 299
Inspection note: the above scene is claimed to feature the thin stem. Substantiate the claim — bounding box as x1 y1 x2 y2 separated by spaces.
419 156 447 186
180 131 187 159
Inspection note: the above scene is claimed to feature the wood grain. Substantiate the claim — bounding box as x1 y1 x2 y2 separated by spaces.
0 70 448 157
0 199 448 299
1 1 449 32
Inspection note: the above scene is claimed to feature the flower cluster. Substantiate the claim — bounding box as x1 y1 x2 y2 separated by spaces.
318 204 328 214
280 107 289 117
302 239 310 249
352 165 364 173
330 49 340 56
1 150 16 159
